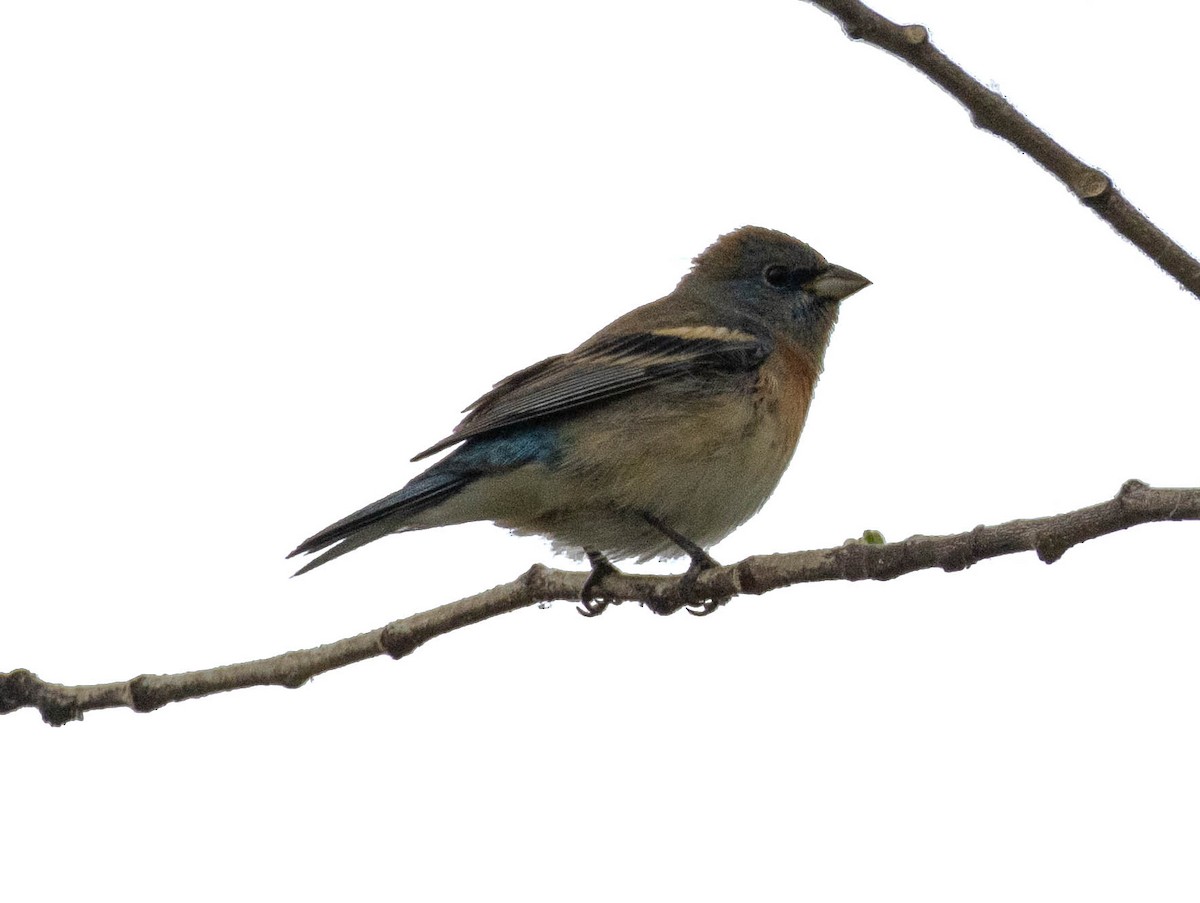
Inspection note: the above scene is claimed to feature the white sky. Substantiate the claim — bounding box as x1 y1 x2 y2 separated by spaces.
3 1 1198 900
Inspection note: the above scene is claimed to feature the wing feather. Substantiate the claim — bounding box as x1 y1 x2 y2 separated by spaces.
411 328 768 460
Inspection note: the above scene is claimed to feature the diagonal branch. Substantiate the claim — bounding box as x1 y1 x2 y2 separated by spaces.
802 0 1200 298
3 480 1196 727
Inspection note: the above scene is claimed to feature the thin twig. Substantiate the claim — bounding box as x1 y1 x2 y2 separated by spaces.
3 480 1196 727
802 0 1200 298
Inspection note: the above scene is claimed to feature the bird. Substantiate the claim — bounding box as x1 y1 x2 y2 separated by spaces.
288 225 870 614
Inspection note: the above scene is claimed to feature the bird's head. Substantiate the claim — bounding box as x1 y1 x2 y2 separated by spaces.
684 225 870 356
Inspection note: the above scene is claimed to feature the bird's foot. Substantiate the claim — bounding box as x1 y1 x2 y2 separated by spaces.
637 513 730 615
644 551 728 616
577 550 624 617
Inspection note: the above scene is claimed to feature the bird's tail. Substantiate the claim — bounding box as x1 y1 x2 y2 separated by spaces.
287 469 469 575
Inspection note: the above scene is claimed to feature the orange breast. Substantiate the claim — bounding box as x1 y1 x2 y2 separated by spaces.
754 336 819 454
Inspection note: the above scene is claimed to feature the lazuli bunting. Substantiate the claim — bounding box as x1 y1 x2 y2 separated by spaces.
289 226 870 613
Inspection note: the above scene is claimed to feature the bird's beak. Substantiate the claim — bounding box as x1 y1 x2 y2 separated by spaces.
803 264 871 302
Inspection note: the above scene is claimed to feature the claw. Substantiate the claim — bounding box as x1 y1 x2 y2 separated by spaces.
674 544 726 616
577 597 611 617
578 549 621 618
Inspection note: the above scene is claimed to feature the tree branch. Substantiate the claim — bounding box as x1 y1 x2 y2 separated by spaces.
3 480 1196 727
802 0 1200 299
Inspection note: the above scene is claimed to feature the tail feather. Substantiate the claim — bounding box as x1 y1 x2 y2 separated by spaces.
289 424 561 575
288 471 467 575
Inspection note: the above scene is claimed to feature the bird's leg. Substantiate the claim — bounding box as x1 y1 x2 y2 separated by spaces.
577 548 623 617
640 513 727 616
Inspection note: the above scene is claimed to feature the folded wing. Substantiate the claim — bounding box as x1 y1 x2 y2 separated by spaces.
412 326 769 461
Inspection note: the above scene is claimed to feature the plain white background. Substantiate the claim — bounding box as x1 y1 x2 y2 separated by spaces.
2 1 1197 900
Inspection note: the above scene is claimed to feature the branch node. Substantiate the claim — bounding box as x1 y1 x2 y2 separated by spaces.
1074 168 1112 202
129 674 169 713
521 562 554 597
2 669 82 726
835 539 900 580
733 560 763 595
939 526 985 572
1117 478 1149 503
1034 532 1069 565
901 24 928 45
379 624 428 660
0 668 35 715
280 672 309 690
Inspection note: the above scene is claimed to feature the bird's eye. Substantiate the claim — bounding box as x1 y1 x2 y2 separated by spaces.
763 264 790 288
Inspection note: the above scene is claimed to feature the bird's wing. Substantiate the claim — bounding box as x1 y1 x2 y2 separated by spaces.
411 325 769 460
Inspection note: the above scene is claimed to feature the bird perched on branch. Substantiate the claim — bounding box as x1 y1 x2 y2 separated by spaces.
289 225 870 614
